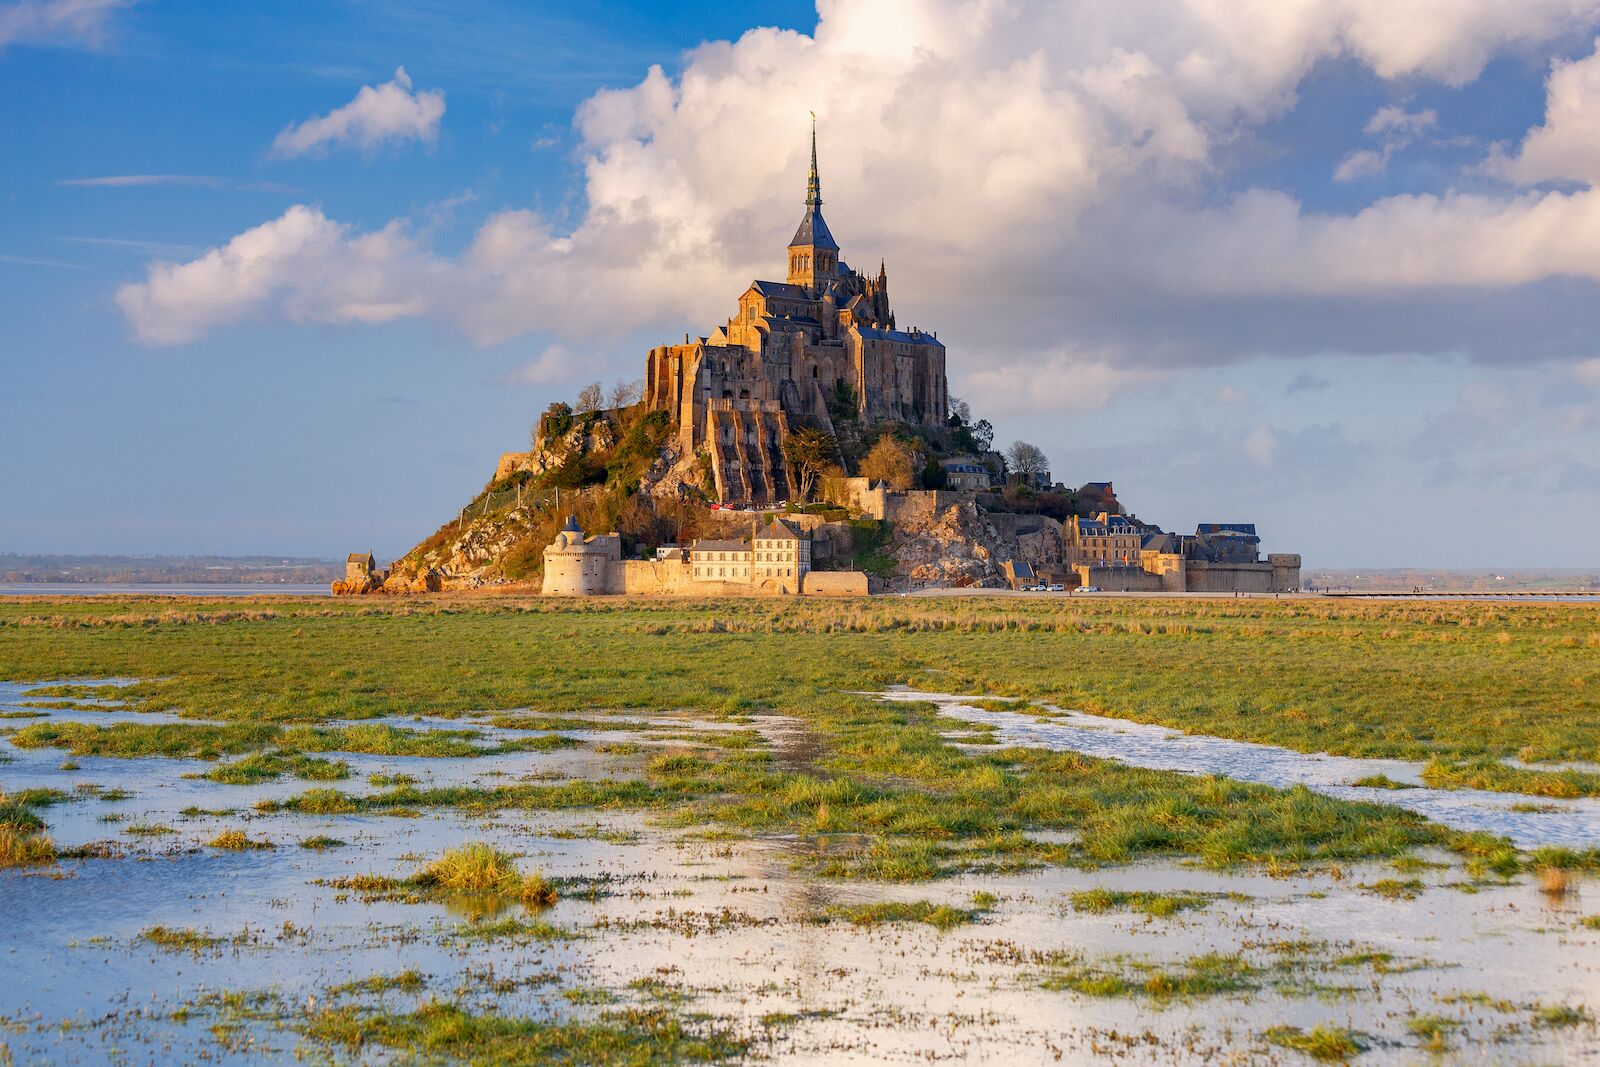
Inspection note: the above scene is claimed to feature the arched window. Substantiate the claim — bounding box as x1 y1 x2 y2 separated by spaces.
812 365 818 378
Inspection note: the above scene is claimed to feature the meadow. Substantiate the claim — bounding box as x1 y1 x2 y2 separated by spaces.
1 593 1598 1063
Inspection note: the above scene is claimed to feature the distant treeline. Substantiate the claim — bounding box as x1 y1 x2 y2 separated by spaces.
1307 568 1600 593
0 554 342 585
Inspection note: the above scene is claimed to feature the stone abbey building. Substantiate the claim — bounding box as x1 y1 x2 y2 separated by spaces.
644 126 949 505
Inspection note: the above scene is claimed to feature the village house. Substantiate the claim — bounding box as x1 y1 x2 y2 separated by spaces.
692 519 812 584
1065 512 1145 566
940 456 992 490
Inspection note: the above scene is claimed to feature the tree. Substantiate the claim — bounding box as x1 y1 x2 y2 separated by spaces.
576 382 604 415
859 434 916 491
970 418 995 453
609 379 643 410
1007 440 1049 479
782 427 837 502
947 397 972 427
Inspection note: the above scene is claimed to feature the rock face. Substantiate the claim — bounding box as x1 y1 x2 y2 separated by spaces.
497 416 620 484
390 504 550 589
884 499 1012 591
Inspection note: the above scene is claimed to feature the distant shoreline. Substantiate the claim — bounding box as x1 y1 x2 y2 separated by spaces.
0 584 1592 603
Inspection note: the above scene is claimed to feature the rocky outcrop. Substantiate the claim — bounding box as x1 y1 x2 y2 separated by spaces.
332 567 444 596
884 498 1013 591
497 415 621 484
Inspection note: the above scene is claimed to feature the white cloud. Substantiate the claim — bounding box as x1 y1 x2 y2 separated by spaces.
506 345 581 386
1335 105 1438 180
1488 38 1600 184
1574 357 1600 385
1216 385 1248 405
119 0 1600 400
1365 104 1438 138
962 348 1169 415
270 67 445 158
57 174 225 188
114 205 434 344
0 0 129 49
1119 185 1600 295
1333 148 1386 182
1243 424 1279 466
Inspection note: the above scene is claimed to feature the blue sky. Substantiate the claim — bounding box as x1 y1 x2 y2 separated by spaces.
3 0 1599 567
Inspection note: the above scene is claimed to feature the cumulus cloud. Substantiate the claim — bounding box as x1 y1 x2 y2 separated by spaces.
270 67 445 158
0 0 129 49
115 205 434 344
1488 38 1600 184
119 0 1600 402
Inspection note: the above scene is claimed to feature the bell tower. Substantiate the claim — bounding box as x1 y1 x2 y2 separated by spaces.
786 116 839 291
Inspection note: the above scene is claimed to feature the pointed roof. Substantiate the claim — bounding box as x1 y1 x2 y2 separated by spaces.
561 515 582 534
789 206 839 252
755 518 805 541
789 116 839 251
806 116 821 208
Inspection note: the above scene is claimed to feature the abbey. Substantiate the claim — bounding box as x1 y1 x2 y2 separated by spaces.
644 125 949 504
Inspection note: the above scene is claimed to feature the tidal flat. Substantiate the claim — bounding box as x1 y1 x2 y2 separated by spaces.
1 594 1598 1063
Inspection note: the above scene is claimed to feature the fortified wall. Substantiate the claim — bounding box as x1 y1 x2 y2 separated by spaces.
827 478 972 523
1073 553 1302 594
540 516 869 598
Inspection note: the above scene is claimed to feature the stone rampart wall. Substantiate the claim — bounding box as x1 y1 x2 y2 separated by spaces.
883 490 973 526
1185 561 1274 593
1074 564 1164 592
619 559 803 597
802 571 870 596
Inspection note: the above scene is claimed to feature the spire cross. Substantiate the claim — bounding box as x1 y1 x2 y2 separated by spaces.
806 112 821 207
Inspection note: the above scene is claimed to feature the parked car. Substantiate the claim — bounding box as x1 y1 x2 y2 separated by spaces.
1047 583 1065 592
1081 586 1100 593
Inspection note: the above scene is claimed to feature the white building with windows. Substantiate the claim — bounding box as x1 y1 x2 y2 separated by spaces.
690 518 812 591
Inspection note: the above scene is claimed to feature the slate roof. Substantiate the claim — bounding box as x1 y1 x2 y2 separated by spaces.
692 539 750 553
788 204 839 251
754 519 804 541
346 552 374 564
763 314 822 328
751 280 809 300
855 325 943 346
561 515 582 533
1196 523 1258 538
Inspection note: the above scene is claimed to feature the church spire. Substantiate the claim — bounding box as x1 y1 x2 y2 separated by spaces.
806 112 821 207
788 112 838 288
